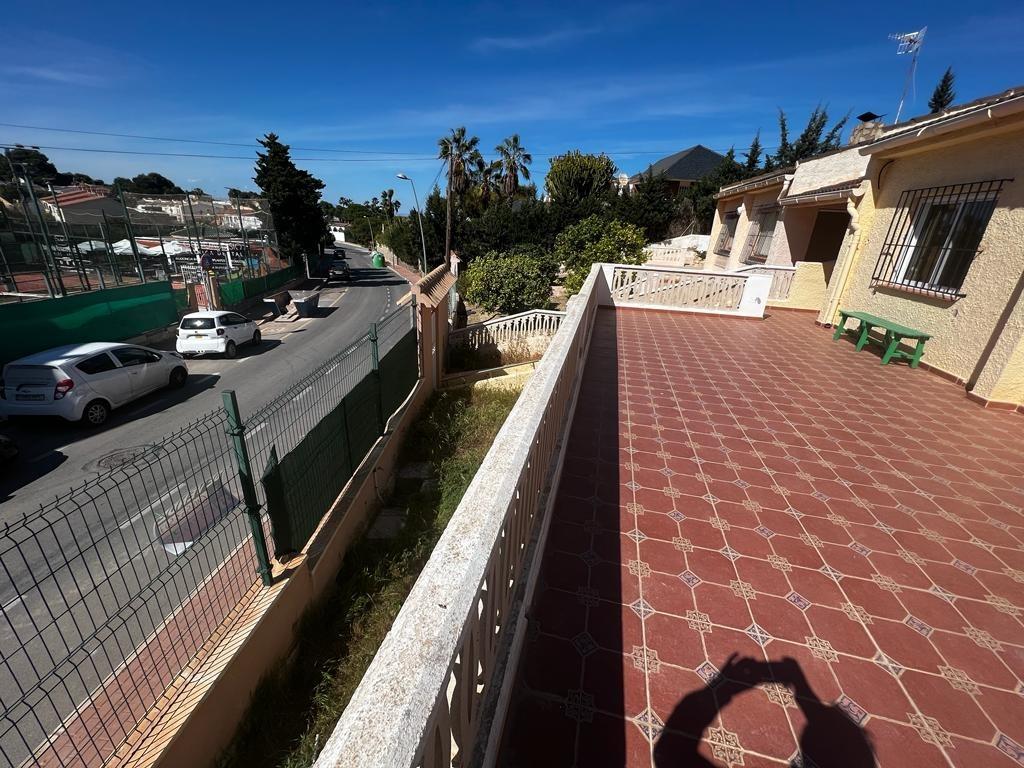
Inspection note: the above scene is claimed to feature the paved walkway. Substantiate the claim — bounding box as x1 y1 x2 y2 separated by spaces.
501 307 1024 768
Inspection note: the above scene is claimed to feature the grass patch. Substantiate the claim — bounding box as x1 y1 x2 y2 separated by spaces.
217 385 521 768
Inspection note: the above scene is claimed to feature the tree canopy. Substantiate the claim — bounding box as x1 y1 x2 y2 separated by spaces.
554 215 647 294
544 151 617 207
113 173 184 195
463 247 553 314
254 133 327 262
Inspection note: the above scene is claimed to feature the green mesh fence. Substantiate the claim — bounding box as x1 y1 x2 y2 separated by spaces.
380 328 418 416
218 265 299 307
257 306 417 556
0 281 177 366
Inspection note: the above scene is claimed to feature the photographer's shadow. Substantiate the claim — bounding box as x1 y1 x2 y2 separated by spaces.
653 654 875 768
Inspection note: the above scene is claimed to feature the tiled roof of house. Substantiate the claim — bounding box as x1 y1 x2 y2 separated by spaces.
715 167 794 199
630 144 725 183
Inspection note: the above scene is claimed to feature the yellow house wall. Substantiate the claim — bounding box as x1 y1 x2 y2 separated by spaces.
989 335 1024 404
832 129 1024 388
723 187 784 270
768 261 829 311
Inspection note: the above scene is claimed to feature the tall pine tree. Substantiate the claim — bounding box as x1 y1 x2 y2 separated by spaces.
254 133 328 264
743 131 763 174
928 67 956 113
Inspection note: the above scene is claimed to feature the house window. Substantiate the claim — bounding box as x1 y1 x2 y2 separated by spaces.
871 179 1007 298
742 208 778 264
715 212 739 255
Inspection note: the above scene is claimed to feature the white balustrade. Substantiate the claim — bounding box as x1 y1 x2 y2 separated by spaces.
448 309 565 351
734 264 796 300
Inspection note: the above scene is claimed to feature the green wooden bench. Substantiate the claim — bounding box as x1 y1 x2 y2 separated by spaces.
832 309 931 367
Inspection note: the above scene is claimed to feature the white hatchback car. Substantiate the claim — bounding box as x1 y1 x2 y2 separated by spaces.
0 343 188 426
175 311 261 359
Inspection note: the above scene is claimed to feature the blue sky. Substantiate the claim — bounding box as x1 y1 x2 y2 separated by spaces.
2 1 1022 207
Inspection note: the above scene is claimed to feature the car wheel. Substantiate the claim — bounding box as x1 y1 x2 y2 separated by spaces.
251 330 261 346
168 366 188 389
224 341 237 359
81 400 110 427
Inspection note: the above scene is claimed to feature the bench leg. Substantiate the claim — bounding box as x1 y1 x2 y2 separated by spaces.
855 322 873 351
832 316 846 341
910 338 926 368
880 333 901 365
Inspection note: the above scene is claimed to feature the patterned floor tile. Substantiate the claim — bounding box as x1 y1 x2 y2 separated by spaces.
502 308 1024 766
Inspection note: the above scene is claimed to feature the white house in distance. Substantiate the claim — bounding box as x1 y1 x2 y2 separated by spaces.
329 219 348 243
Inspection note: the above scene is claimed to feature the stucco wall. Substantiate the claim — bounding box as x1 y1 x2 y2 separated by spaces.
768 261 830 311
787 148 869 195
834 130 1024 388
989 334 1024 404
724 187 784 269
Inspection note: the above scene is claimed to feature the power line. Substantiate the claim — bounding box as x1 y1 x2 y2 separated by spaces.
0 122 781 161
0 143 435 163
0 122 429 156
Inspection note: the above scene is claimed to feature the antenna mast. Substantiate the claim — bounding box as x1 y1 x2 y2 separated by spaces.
890 26 927 124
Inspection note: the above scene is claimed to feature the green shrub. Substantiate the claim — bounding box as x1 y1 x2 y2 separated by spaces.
554 215 646 294
463 249 552 314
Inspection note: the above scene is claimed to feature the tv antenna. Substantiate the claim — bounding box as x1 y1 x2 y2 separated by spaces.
889 26 926 124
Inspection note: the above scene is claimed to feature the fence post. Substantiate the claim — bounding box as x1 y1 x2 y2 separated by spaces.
369 322 384 433
222 389 273 586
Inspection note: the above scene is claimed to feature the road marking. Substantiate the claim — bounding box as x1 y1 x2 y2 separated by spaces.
119 481 188 530
248 422 267 436
2 594 25 613
291 387 312 402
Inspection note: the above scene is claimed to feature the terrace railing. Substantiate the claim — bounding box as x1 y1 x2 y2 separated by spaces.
735 263 797 301
448 309 565 350
606 264 771 317
314 265 601 768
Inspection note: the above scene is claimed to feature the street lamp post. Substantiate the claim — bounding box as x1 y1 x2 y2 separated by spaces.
396 173 428 274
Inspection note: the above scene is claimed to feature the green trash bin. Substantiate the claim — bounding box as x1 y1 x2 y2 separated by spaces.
371 250 385 269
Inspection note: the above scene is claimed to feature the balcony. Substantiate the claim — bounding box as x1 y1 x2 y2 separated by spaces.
313 264 1024 768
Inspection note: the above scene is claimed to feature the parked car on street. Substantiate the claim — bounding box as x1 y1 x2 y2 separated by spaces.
176 311 261 359
0 343 188 427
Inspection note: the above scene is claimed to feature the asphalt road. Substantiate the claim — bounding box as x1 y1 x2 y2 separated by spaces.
0 245 404 516
0 246 412 766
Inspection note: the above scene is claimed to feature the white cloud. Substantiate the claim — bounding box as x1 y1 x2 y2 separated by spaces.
471 26 600 52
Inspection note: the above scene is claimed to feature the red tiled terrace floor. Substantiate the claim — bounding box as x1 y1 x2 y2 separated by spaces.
501 307 1024 768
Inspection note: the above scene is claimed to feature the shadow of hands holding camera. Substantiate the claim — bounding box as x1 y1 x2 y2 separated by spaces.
653 654 875 768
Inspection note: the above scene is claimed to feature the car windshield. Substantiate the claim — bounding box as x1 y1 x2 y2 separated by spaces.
180 317 216 330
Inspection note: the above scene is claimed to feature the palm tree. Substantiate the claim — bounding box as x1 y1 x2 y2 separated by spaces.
438 126 480 261
495 134 532 198
379 188 398 223
471 157 502 209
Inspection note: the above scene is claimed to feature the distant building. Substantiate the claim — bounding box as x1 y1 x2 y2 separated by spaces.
38 185 125 225
627 144 725 193
329 219 348 243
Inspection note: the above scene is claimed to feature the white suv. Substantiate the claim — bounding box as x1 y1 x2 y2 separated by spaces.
0 343 188 426
176 311 261 358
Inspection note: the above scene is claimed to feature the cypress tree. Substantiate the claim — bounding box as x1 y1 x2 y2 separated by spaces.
928 67 956 113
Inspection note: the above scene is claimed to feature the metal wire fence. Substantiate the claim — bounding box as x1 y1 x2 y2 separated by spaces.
0 302 418 768
0 187 282 300
0 410 253 768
